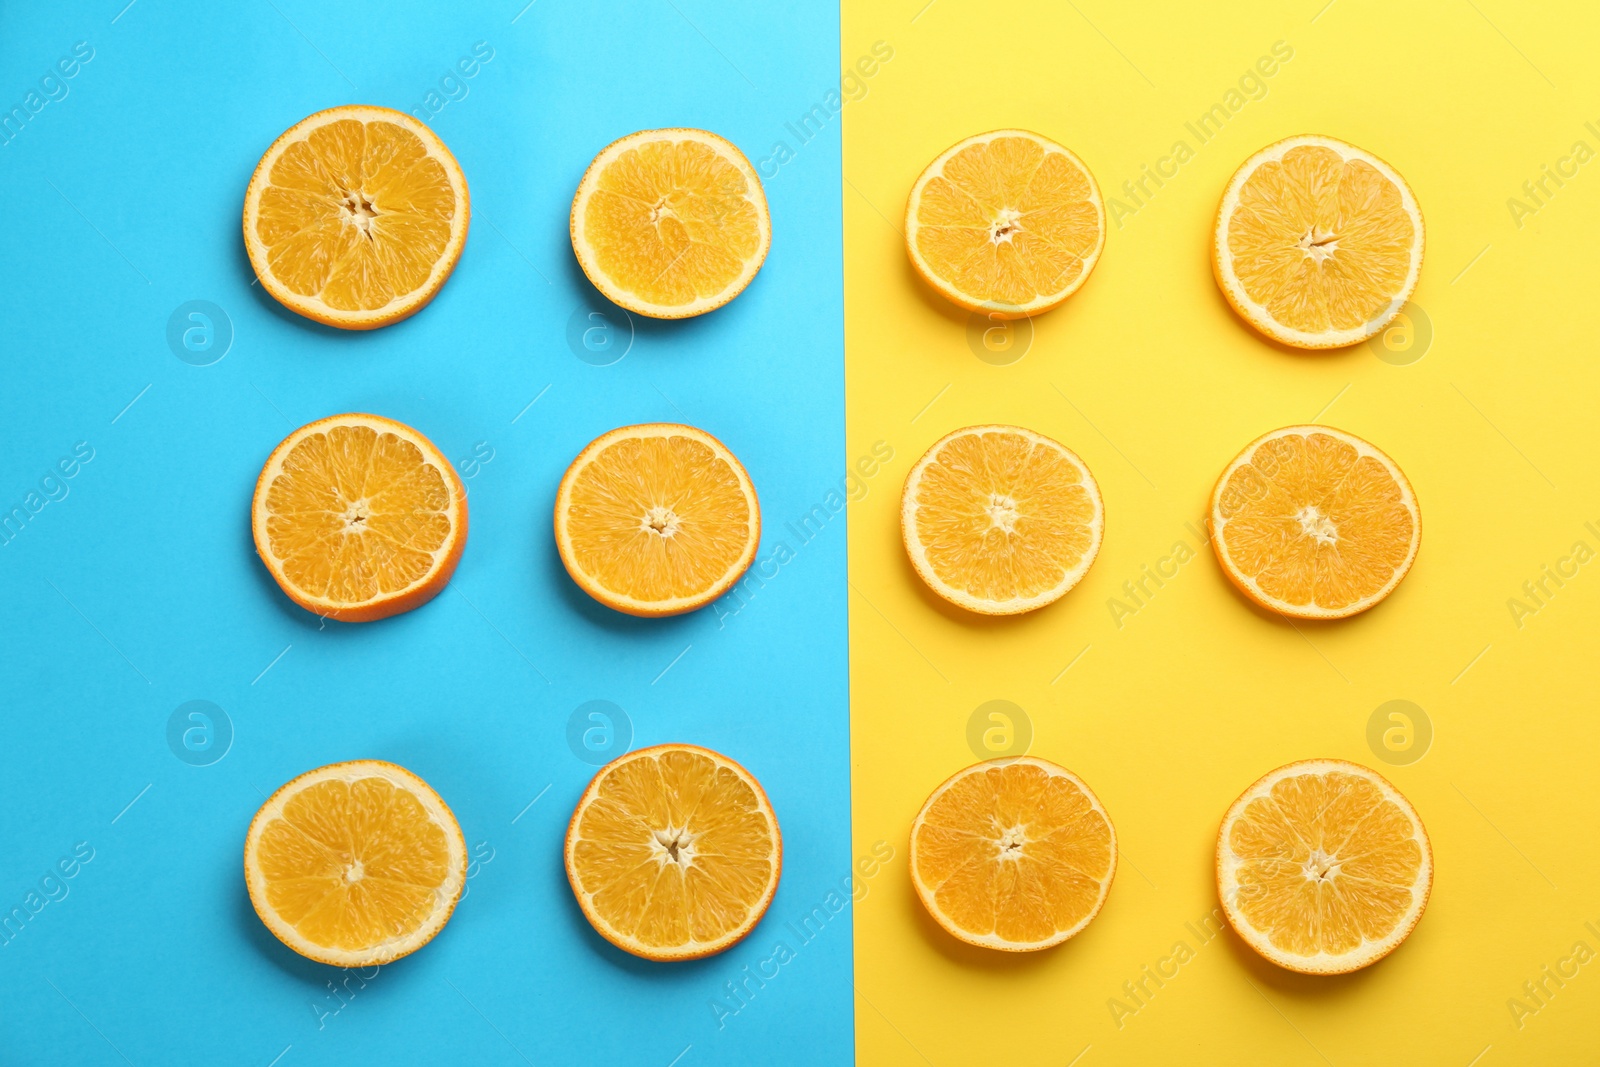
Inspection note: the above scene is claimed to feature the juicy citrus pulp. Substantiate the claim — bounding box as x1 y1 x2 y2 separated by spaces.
244 760 467 967
905 129 1105 317
565 744 781 960
554 424 759 616
902 425 1103 614
570 128 770 318
1210 425 1419 619
910 757 1115 951
1213 135 1423 348
243 105 469 329
252 413 467 622
1217 759 1431 974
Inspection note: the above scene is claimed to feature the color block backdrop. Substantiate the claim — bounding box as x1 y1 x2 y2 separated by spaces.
0 2 850 1064
842 0 1600 1064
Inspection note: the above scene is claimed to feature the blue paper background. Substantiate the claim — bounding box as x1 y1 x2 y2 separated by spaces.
0 2 850 1064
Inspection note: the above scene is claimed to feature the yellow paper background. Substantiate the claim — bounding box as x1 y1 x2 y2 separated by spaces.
841 1 1600 1063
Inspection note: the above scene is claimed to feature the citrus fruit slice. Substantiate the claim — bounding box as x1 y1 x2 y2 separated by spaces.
244 760 467 967
910 757 1115 951
565 743 781 961
905 129 1105 318
570 128 770 318
902 425 1103 615
1210 425 1419 619
243 105 469 329
1217 759 1432 974
252 413 467 622
554 423 759 617
1213 135 1423 349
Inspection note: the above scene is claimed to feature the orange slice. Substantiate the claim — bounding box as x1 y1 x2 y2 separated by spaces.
1210 425 1419 619
570 128 770 318
902 425 1103 615
1217 759 1432 974
910 757 1115 951
564 743 781 961
252 413 467 622
905 129 1105 318
243 105 469 330
1213 135 1423 349
554 423 759 616
244 760 467 967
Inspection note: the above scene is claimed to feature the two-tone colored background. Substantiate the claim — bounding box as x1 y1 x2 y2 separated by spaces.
2 1 1596 1064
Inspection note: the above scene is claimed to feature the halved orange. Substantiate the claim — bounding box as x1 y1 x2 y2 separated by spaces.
902 425 1103 615
1213 135 1423 349
243 105 470 329
252 413 467 622
244 760 467 967
1217 759 1432 974
1210 425 1419 619
570 128 770 318
905 129 1105 318
554 423 759 616
910 757 1115 951
565 743 781 961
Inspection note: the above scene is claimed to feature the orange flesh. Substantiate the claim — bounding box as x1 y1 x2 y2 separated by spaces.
571 749 776 950
254 118 457 311
1227 145 1414 333
583 139 762 308
263 424 454 603
914 136 1100 307
913 431 1097 601
1228 771 1423 957
255 776 453 951
914 762 1112 944
1217 432 1413 611
564 435 752 603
